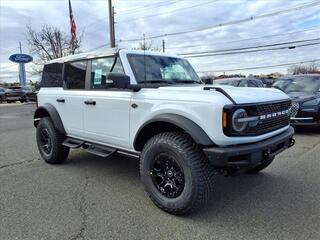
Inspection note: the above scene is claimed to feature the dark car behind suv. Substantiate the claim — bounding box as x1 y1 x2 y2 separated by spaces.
272 74 320 127
213 78 264 88
5 86 33 103
0 87 6 103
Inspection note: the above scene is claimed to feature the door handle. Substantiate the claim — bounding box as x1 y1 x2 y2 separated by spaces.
56 98 65 103
84 100 96 105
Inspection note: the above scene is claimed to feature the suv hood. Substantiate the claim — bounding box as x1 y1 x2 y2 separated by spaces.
287 91 319 103
158 84 290 104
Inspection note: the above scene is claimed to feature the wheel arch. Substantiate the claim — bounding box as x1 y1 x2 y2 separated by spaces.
133 113 215 151
34 104 66 135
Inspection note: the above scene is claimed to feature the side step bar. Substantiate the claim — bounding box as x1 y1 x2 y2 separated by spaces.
85 144 116 158
62 138 84 148
62 137 117 158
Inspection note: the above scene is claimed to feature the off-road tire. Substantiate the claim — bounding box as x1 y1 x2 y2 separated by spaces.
244 157 275 174
36 117 69 164
140 132 215 215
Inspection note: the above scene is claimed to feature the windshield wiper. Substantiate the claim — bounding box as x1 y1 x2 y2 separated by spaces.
172 79 202 84
141 80 174 84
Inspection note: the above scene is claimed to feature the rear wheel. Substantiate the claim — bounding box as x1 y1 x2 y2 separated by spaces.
244 157 274 174
36 117 69 164
140 132 215 215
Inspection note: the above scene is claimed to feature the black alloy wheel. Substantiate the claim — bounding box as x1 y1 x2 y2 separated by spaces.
151 153 185 199
40 128 52 155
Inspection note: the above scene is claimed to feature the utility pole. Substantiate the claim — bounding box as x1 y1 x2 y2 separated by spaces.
19 41 22 53
18 41 26 86
108 0 115 48
162 39 165 53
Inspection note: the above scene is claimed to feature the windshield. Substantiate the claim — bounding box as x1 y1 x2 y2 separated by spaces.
213 80 238 86
127 54 201 84
273 76 320 92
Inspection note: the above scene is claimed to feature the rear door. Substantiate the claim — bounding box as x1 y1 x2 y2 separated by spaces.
83 56 132 148
57 61 87 138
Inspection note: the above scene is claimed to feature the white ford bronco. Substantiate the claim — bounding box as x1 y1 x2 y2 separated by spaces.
34 49 295 215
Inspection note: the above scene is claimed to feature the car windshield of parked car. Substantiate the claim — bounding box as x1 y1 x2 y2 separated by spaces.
274 76 320 93
213 80 237 86
127 54 201 84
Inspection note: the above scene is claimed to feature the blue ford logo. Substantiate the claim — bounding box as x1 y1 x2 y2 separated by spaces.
9 54 33 63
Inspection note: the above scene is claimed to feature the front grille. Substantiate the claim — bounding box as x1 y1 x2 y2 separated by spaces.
256 100 291 114
289 102 299 117
253 100 291 135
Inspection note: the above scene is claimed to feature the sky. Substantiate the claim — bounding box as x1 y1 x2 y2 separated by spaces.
0 0 319 83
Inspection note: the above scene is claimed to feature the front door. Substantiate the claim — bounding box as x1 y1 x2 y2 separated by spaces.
83 57 131 149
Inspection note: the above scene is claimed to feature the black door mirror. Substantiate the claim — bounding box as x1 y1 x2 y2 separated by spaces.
105 73 131 89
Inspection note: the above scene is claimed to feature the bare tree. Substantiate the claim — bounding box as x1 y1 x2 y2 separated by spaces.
26 25 83 74
288 63 320 75
134 39 161 51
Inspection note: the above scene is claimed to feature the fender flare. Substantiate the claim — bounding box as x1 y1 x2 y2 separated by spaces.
134 113 215 149
34 104 66 135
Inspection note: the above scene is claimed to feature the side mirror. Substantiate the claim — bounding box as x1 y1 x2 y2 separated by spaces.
105 73 141 91
105 73 131 89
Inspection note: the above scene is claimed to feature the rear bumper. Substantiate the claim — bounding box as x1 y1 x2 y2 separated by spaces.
203 126 295 169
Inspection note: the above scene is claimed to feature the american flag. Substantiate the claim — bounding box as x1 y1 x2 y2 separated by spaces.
69 0 77 45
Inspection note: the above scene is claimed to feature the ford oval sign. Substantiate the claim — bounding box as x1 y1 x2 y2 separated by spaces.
9 54 33 63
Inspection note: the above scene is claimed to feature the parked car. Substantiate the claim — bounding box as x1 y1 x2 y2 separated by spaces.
272 74 320 127
260 78 275 88
213 78 264 87
0 87 6 103
28 90 38 102
34 49 295 215
5 86 33 103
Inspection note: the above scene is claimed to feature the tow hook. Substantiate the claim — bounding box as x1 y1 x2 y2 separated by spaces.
289 138 295 147
264 150 271 159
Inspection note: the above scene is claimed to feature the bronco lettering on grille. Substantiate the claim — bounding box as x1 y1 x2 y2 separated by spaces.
259 109 289 120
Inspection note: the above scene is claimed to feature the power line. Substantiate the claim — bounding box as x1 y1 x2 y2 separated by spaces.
116 0 176 15
166 27 320 50
82 0 176 30
179 38 320 56
118 1 320 42
117 0 219 23
183 42 320 58
197 59 320 73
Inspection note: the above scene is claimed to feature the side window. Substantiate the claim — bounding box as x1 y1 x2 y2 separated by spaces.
41 63 63 87
64 61 87 90
90 57 124 89
238 80 248 87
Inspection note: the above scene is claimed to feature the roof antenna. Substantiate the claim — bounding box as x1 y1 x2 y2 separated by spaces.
143 33 146 85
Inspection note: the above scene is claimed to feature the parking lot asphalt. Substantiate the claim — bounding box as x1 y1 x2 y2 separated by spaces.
0 103 320 240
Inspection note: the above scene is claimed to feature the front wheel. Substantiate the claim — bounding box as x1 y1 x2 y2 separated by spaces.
140 132 215 215
36 117 69 164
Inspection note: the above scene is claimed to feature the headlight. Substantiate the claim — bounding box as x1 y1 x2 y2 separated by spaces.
232 108 248 132
302 98 320 107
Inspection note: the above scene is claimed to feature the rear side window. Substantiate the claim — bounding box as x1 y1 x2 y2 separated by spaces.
64 61 87 89
41 63 63 87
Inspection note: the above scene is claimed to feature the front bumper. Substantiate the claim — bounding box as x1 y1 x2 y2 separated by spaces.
5 95 23 101
290 106 320 126
203 126 295 169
